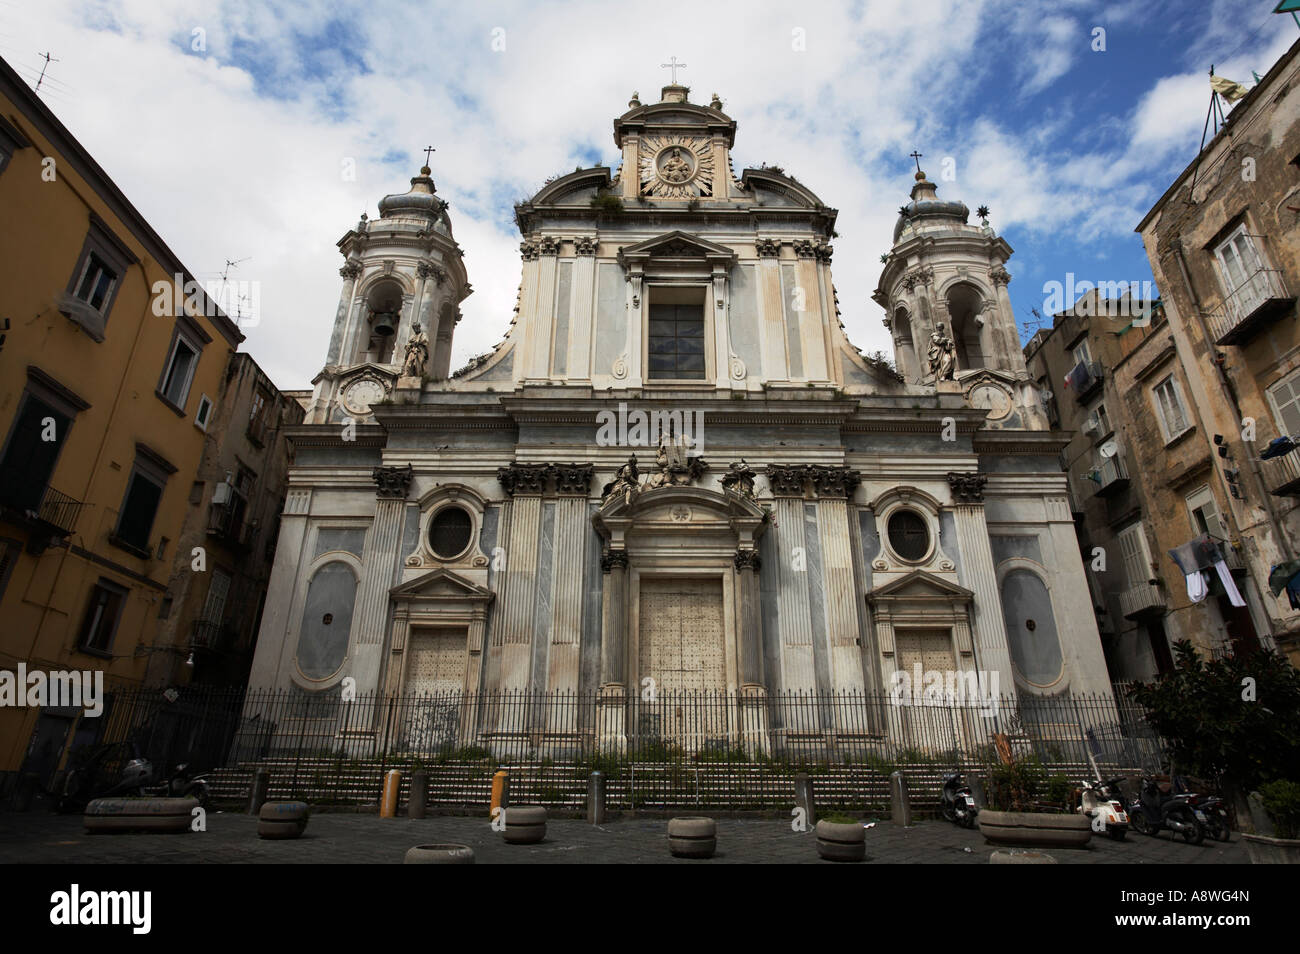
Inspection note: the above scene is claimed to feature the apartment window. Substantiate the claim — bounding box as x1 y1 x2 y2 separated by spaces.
1267 370 1300 437
194 394 213 432
1093 402 1111 436
61 217 135 339
247 387 273 445
0 370 88 513
647 296 706 380
1116 521 1153 589
1186 485 1228 541
1213 224 1267 316
158 328 201 411
0 114 30 176
1151 374 1192 443
1072 341 1092 367
112 446 176 556
78 578 128 654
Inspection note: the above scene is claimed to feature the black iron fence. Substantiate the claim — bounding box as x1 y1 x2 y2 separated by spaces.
70 684 1163 775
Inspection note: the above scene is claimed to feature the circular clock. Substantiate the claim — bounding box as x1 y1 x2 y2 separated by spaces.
342 378 385 416
969 383 1013 420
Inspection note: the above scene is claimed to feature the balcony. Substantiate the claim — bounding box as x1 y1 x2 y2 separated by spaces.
34 486 86 535
1206 268 1294 345
1260 448 1300 496
190 617 235 651
1210 536 1245 572
1067 360 1104 403
1092 454 1129 497
1119 581 1167 620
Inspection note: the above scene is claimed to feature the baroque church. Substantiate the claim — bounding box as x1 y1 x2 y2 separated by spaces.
247 83 1115 754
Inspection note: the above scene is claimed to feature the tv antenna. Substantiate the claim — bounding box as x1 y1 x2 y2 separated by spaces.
33 51 60 92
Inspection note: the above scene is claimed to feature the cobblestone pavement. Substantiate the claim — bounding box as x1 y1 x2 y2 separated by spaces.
0 811 1251 863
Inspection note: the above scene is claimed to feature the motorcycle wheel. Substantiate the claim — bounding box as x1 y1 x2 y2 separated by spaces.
1130 811 1153 836
941 803 956 823
1213 822 1231 843
1180 814 1205 846
960 808 977 829
185 781 210 808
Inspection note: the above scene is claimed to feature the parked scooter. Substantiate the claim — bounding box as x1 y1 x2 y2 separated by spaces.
141 762 211 807
940 772 978 828
1171 776 1231 842
1078 776 1129 840
1128 776 1205 845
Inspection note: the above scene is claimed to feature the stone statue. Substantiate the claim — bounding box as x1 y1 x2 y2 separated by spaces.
600 454 640 506
660 147 692 183
645 425 708 489
928 321 955 381
401 322 429 377
720 458 756 498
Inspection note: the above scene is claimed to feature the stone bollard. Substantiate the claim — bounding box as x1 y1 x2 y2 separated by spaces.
889 770 912 827
587 771 606 825
248 768 270 816
793 773 817 828
490 770 509 820
380 769 402 818
409 770 428 819
968 776 987 810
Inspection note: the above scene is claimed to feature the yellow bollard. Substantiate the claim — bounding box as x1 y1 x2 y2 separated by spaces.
380 769 402 818
490 770 509 820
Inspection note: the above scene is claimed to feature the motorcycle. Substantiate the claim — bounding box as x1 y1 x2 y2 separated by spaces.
1171 776 1231 843
141 761 211 807
1079 776 1129 840
1128 776 1205 845
940 772 978 828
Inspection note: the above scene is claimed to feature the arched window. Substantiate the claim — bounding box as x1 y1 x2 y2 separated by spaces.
362 279 404 365
295 561 357 680
946 283 987 371
1000 569 1064 687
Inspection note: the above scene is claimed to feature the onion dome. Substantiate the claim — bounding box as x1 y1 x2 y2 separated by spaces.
893 170 969 241
378 166 451 233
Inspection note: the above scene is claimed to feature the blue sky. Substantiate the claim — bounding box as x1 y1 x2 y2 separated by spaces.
3 0 1298 388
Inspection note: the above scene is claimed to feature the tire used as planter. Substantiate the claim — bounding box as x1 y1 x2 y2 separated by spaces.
815 820 867 863
502 805 547 845
84 797 199 834
258 800 310 839
668 816 717 859
977 810 1091 849
404 844 476 864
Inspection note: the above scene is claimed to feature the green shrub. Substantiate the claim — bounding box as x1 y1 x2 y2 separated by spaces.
1258 779 1300 840
1045 773 1074 811
986 756 1045 813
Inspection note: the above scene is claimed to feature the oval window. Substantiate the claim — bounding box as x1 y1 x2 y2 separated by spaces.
1000 569 1064 687
887 510 930 562
295 561 356 680
429 506 473 559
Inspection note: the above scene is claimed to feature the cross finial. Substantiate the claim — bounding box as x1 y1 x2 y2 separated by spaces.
910 150 923 174
422 145 436 167
661 56 687 84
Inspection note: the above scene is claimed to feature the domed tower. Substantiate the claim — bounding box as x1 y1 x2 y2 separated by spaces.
874 168 1046 429
307 163 471 424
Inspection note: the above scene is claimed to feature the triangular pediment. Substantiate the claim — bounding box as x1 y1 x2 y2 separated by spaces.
619 230 737 263
390 567 493 603
866 570 973 605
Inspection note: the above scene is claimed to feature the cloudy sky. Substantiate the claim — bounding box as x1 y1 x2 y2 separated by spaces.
4 0 1297 390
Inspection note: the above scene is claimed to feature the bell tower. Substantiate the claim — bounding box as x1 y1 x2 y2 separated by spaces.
308 162 472 425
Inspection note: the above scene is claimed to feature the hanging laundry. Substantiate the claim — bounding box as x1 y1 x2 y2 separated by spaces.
1169 534 1221 576
1268 559 1300 595
1212 560 1247 608
1187 570 1209 603
1259 436 1297 460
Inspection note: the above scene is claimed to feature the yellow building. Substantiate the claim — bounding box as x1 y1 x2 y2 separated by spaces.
0 56 243 792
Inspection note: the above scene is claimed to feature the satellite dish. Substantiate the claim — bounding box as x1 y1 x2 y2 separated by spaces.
1099 440 1118 459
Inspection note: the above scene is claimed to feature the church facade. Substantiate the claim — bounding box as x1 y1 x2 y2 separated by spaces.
247 85 1115 755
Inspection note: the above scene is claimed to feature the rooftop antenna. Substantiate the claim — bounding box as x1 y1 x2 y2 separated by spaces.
33 51 60 92
1020 307 1046 338
1189 66 1234 199
220 257 250 283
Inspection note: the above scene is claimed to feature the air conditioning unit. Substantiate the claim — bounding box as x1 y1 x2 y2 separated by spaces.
211 482 232 506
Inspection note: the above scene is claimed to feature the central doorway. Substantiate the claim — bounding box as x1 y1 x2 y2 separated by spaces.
402 628 466 753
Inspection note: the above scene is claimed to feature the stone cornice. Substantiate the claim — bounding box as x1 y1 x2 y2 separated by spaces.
970 431 1071 455
284 424 388 448
498 461 594 496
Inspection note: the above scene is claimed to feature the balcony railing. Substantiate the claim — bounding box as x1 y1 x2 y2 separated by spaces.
1092 454 1129 497
190 617 235 651
1067 360 1104 402
1260 448 1300 497
1210 535 1245 572
1206 267 1294 345
35 485 86 535
1118 581 1166 620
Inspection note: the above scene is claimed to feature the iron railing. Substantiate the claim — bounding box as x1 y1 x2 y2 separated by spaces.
1207 267 1291 344
36 485 86 535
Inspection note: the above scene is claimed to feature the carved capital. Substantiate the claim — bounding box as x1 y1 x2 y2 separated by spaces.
539 235 561 256
766 464 810 497
574 236 597 256
809 465 862 499
733 549 762 572
339 261 362 280
989 264 1011 287
947 471 988 503
553 463 594 495
793 239 817 259
814 240 833 263
520 240 541 262
601 549 630 573
755 238 781 258
418 261 447 284
372 463 414 499
497 462 551 496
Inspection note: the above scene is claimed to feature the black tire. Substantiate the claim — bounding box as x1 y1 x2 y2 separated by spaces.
1130 811 1152 836
941 802 956 823
258 819 305 840
404 844 475 864
183 781 210 808
1178 812 1204 846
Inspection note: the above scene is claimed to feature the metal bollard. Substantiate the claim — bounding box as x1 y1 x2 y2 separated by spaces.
793 772 817 828
380 769 402 818
587 771 606 825
409 770 428 819
490 770 510 819
248 768 270 816
889 770 912 827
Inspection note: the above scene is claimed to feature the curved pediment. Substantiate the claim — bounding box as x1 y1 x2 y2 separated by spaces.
529 167 613 206
740 168 829 209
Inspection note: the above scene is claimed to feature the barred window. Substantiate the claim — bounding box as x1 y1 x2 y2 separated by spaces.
429 506 472 559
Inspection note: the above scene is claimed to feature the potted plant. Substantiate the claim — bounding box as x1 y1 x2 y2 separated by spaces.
1243 780 1300 864
977 748 1091 848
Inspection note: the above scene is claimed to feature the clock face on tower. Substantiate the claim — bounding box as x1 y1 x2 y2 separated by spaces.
342 378 386 416
638 135 714 198
969 382 1013 420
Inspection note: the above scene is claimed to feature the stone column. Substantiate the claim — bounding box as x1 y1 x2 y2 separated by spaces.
566 238 597 380
812 467 867 700
351 465 412 700
596 548 629 753
734 548 770 758
491 465 548 696
546 466 593 733
513 240 540 385
248 487 312 689
767 465 817 699
328 261 362 366
947 473 1016 699
795 250 830 381
526 237 559 382
757 243 786 380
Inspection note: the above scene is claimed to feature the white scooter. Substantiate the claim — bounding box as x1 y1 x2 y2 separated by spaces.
1079 775 1129 840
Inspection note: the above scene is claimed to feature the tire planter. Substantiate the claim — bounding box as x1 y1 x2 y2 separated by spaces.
404 844 476 864
978 810 1091 849
258 801 310 839
668 816 717 859
1243 833 1300 864
815 820 866 863
990 849 1058 864
84 797 198 834
502 805 547 845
